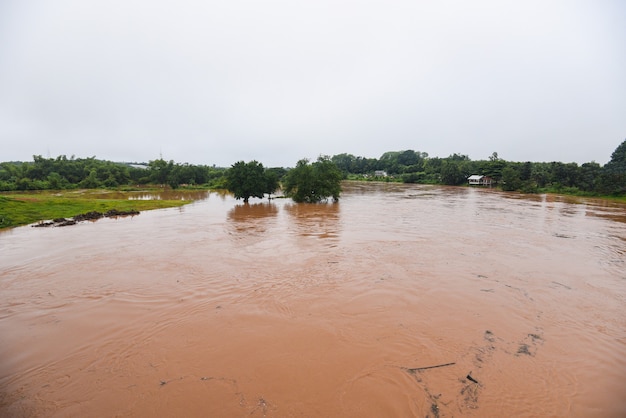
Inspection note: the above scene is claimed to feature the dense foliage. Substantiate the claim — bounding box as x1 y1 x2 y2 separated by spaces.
1 139 624 197
282 157 342 203
0 156 226 191
330 140 626 196
225 160 278 202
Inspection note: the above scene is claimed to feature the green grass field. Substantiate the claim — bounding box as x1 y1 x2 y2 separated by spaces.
0 189 193 230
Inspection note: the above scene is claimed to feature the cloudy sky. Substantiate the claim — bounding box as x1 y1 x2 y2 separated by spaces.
0 0 624 167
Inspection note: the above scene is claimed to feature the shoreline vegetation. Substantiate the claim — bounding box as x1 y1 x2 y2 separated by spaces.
0 189 192 230
1 183 625 231
1 140 625 229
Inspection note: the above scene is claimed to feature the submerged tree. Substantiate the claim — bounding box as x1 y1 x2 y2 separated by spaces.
225 160 277 202
283 156 342 203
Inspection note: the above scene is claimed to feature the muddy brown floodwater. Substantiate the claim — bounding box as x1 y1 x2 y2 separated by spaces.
1 182 625 417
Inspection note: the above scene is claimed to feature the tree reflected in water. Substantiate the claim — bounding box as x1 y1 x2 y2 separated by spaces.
227 202 279 237
283 201 341 240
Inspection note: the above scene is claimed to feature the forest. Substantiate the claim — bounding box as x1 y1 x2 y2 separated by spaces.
1 139 624 196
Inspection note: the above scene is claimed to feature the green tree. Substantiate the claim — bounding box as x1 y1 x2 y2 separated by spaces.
103 174 119 188
226 160 275 202
147 158 171 185
47 172 69 189
531 163 550 188
79 169 102 188
355 156 378 174
424 157 442 176
167 164 182 189
520 162 532 181
379 151 401 174
579 162 601 192
501 166 521 191
16 177 34 190
206 167 227 188
600 139 626 195
604 139 626 174
440 160 465 185
401 172 426 183
331 153 356 176
397 150 419 166
264 170 279 198
480 152 506 181
283 156 342 203
548 162 580 189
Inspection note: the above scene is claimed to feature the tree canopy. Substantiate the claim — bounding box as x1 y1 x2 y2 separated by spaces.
605 139 626 173
599 138 626 195
1 139 625 197
282 157 342 203
225 160 277 202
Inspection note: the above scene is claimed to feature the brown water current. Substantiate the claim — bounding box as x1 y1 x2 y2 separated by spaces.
1 182 625 417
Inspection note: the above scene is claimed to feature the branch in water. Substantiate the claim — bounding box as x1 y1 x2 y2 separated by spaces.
405 362 456 373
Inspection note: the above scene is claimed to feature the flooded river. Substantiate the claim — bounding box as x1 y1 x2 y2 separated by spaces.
1 182 625 417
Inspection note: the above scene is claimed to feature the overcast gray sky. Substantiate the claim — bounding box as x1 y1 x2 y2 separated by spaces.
1 0 624 167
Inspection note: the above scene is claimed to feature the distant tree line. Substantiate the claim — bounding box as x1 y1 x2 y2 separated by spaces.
0 156 226 191
1 139 624 196
330 139 626 196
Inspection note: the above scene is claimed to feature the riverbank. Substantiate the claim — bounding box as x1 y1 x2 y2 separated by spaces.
0 188 208 230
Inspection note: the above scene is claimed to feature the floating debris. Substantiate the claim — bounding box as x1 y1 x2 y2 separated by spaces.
405 362 456 373
32 209 140 227
466 373 479 384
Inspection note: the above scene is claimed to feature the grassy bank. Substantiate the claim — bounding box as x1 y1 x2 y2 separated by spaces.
0 189 194 230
